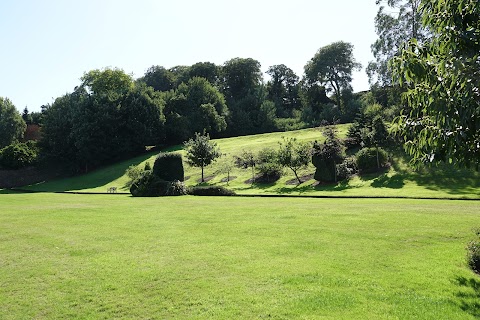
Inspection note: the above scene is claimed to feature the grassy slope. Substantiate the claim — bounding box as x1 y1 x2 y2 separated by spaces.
23 124 480 198
0 193 479 319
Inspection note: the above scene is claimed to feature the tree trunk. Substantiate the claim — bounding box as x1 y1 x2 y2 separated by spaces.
293 169 301 185
376 146 380 169
201 165 204 182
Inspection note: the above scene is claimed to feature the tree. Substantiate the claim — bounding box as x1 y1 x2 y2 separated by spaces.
0 97 26 148
81 68 133 96
305 42 361 109
184 132 221 183
367 0 428 87
234 150 257 183
164 77 228 142
391 0 480 169
221 57 263 102
189 62 220 85
312 126 344 182
41 69 166 171
266 64 300 117
277 137 311 184
22 107 33 125
140 65 175 92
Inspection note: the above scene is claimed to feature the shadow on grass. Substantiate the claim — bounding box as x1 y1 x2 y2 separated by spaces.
28 151 159 192
26 145 186 192
371 173 405 189
454 276 480 318
391 151 480 195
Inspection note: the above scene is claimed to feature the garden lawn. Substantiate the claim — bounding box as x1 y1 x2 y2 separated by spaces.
0 193 479 319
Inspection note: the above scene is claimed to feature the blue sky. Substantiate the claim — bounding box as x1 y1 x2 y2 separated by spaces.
0 0 378 112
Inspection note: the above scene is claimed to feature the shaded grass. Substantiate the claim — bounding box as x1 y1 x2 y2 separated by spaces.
0 194 479 319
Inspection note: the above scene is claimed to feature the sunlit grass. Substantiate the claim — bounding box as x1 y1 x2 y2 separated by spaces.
0 193 479 319
22 124 480 199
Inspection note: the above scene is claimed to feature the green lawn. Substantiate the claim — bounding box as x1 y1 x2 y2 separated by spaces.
22 124 480 199
1 193 479 319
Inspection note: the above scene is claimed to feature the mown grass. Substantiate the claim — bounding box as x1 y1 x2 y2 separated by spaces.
22 124 480 199
0 193 479 319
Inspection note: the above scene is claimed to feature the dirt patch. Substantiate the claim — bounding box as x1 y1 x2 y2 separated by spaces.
197 175 216 183
220 176 237 183
285 174 314 185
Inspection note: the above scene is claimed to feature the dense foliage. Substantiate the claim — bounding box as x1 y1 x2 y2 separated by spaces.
391 0 480 169
0 97 26 148
0 141 38 169
153 152 184 182
356 147 388 172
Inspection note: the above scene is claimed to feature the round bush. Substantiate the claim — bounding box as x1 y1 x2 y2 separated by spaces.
355 147 388 172
153 152 184 181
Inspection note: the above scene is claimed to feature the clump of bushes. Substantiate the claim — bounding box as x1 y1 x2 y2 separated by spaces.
153 152 184 181
129 152 186 197
256 148 283 183
188 185 236 196
0 141 39 169
467 228 480 274
355 147 388 172
336 157 358 181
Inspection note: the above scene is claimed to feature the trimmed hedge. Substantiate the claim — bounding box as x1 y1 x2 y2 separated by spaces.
188 186 236 196
153 152 184 181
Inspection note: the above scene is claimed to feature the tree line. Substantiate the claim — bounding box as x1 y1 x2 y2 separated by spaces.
2 42 370 171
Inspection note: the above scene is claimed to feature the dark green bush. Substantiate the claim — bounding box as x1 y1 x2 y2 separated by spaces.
130 171 170 197
188 186 236 196
153 152 184 181
0 141 38 169
356 147 388 172
467 228 480 274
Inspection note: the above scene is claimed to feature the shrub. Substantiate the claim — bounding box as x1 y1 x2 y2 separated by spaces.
130 171 169 197
356 147 388 172
336 157 358 181
467 228 480 274
166 180 188 196
188 186 236 196
0 141 38 169
153 152 184 181
125 165 145 188
257 148 283 182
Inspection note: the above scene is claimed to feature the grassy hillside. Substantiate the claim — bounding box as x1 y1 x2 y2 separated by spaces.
1 193 479 319
22 124 480 199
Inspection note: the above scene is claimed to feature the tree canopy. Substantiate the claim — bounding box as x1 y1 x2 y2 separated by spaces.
0 97 26 148
305 42 361 109
391 0 480 169
367 0 428 87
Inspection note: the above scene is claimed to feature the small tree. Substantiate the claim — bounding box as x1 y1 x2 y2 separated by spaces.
184 132 221 183
312 126 344 183
277 137 311 184
216 155 234 185
235 150 257 184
